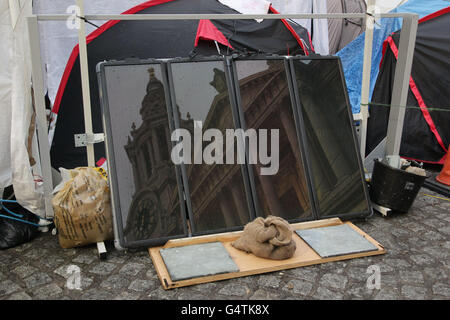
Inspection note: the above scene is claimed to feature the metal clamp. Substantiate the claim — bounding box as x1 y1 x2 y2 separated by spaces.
74 133 105 147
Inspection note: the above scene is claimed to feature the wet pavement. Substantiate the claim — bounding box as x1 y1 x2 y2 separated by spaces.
0 188 449 300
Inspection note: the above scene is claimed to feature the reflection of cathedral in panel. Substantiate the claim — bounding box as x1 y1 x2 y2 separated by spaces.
123 68 185 241
236 61 311 220
184 67 250 232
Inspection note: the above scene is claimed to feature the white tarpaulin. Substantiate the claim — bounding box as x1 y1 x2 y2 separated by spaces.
0 0 45 215
270 0 330 55
218 0 271 22
33 0 144 105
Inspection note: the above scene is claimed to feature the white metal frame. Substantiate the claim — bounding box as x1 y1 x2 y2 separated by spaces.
27 5 418 222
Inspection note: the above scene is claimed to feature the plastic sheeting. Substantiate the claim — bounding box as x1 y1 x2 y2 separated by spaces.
270 0 329 55
33 0 144 105
336 0 450 114
218 0 271 23
0 1 13 191
0 0 45 216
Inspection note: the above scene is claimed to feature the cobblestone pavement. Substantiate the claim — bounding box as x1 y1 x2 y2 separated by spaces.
0 188 448 300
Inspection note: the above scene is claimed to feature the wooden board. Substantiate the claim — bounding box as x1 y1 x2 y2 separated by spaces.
148 218 386 290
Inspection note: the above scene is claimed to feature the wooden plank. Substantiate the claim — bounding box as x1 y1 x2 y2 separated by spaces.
148 218 386 290
161 217 342 249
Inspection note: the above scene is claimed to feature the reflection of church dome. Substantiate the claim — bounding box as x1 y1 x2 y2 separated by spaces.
141 68 166 120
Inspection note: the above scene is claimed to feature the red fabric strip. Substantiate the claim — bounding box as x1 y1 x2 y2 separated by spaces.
268 5 310 56
52 0 175 114
194 19 234 49
418 6 450 24
386 36 448 161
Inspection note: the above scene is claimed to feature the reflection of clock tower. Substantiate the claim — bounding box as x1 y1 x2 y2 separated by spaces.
123 68 182 241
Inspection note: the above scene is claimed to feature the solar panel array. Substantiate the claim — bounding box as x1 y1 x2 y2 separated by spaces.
97 55 371 248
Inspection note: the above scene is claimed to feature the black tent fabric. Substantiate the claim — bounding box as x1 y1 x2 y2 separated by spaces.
50 0 312 170
366 7 450 164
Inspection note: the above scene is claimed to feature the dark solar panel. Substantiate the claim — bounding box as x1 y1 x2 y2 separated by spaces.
167 58 254 235
290 57 371 218
97 61 188 248
232 58 314 222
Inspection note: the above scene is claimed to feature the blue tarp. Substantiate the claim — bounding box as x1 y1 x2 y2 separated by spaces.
336 0 450 114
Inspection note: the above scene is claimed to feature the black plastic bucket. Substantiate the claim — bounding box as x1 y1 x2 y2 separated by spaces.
369 159 427 213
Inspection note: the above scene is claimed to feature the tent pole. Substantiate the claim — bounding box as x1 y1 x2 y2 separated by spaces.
27 15 54 219
75 0 95 167
385 13 418 168
75 0 107 258
359 0 375 161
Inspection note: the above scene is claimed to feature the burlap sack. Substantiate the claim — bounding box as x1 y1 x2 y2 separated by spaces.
52 167 113 248
231 215 296 260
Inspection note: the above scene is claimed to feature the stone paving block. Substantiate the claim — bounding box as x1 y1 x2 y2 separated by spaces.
100 274 130 290
0 280 22 297
119 262 145 276
12 265 38 279
40 255 66 269
432 282 450 297
409 253 436 266
398 270 425 284
218 283 250 297
72 254 96 265
286 267 319 282
81 288 113 300
24 272 53 289
401 285 428 299
249 288 282 300
312 286 344 300
257 274 281 289
114 291 142 300
319 273 348 290
128 279 155 292
88 262 117 276
283 279 313 296
7 291 32 300
373 286 400 300
176 292 210 300
32 283 63 299
23 248 49 260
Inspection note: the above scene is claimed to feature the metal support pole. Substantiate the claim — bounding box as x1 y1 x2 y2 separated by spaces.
76 0 95 167
75 0 106 257
359 0 375 160
385 14 418 168
27 15 54 219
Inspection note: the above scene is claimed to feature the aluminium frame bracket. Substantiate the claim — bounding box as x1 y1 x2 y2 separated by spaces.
74 133 105 147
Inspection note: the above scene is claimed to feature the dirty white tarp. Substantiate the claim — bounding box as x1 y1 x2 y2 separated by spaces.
0 0 45 215
33 0 144 105
270 0 330 55
218 0 271 22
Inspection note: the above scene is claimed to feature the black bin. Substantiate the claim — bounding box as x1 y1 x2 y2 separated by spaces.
369 159 427 213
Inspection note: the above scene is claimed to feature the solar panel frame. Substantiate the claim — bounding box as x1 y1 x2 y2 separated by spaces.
288 56 372 220
166 56 257 236
96 59 189 249
228 54 318 223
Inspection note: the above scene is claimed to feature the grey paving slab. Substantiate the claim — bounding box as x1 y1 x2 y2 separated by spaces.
296 224 379 258
159 242 239 281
